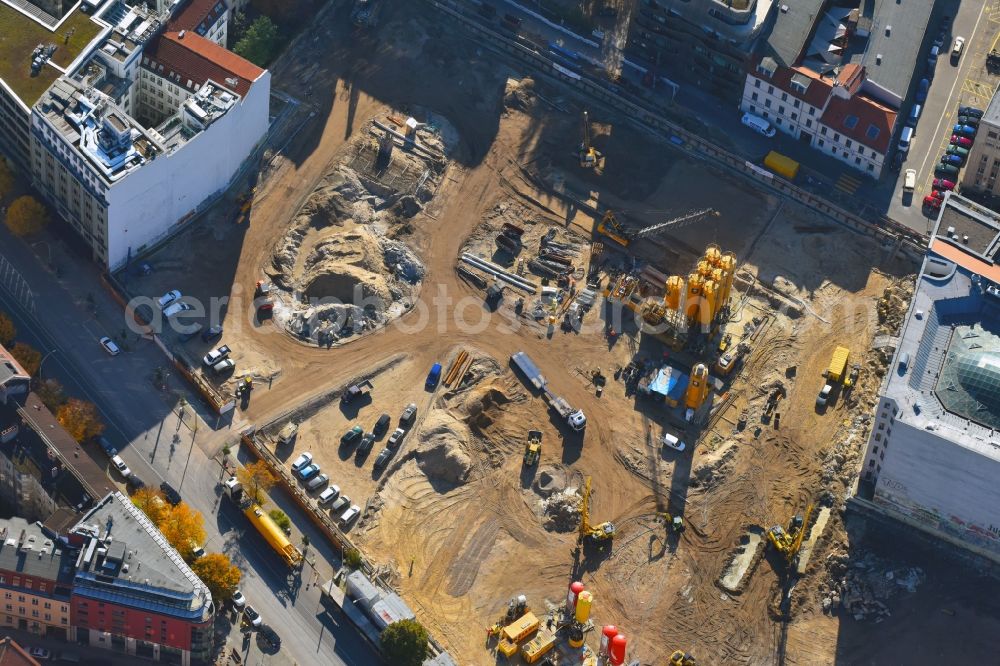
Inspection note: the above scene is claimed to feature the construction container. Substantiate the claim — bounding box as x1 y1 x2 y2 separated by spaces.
609 634 628 665
521 630 556 664
567 581 584 610
599 625 618 656
665 275 684 310
575 591 593 623
764 151 800 179
502 611 539 644
497 639 518 657
827 346 850 382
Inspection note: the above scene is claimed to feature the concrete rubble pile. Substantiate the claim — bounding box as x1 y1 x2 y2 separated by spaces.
819 548 925 622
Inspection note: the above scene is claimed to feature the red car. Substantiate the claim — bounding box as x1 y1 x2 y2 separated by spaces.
951 135 974 148
923 195 942 209
933 178 956 191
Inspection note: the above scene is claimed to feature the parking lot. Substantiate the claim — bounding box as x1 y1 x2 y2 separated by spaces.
887 0 1000 231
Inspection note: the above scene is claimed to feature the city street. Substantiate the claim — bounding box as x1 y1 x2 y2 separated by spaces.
0 223 377 665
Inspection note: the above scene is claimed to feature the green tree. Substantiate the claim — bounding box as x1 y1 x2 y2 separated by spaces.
10 342 41 376
4 196 49 237
233 16 282 67
36 378 67 412
381 619 428 666
268 509 290 532
0 312 15 347
343 547 363 570
237 460 276 505
191 553 241 603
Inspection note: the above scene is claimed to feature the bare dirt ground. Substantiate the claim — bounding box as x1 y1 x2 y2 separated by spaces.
123 1 1000 663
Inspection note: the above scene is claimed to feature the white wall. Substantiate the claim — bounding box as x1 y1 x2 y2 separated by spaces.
105 72 269 267
872 418 1000 555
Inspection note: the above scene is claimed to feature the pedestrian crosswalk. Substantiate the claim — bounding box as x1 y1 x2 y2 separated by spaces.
835 172 862 195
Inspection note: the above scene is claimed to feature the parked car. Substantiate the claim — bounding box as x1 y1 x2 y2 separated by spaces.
952 36 965 60
959 105 984 118
191 543 206 559
244 605 262 628
96 436 117 457
891 151 904 172
201 325 223 342
297 463 321 481
259 624 281 650
425 362 442 389
903 169 917 191
99 336 120 356
162 301 193 318
941 153 964 166
28 648 51 660
374 447 393 469
158 290 181 308
387 428 406 449
958 115 980 128
951 135 973 148
400 403 417 425
111 455 131 478
662 433 686 452
359 432 375 452
923 195 943 209
927 189 945 201
947 145 969 157
291 452 313 472
330 495 351 513
340 425 363 446
202 345 231 367
915 78 929 103
933 178 956 191
339 505 361 526
160 482 182 505
231 590 246 609
318 485 341 505
306 473 329 491
953 124 977 137
211 358 235 376
935 163 960 177
373 413 391 435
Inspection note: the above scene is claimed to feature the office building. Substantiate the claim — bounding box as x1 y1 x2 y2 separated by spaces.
961 87 1000 196
0 518 75 638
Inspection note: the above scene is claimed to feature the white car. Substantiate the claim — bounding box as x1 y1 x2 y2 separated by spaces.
290 452 313 472
158 290 182 308
28 648 51 660
111 455 131 478
162 301 193 318
99 336 120 356
903 169 916 191
662 433 686 452
318 485 340 505
202 345 231 367
231 589 246 609
952 36 965 58
340 505 361 526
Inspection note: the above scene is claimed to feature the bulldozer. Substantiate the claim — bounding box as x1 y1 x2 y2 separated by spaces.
670 650 697 665
523 430 542 466
579 476 615 541
767 504 814 569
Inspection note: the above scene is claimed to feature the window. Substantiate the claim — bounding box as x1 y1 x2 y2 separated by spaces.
821 126 827 136
806 119 812 128
793 99 800 109
855 157 861 165
768 85 774 94
834 133 841 141
989 131 998 139
878 423 885 431
866 125 880 140
749 105 756 113
818 139 825 147
874 433 882 442
765 99 771 108
844 114 859 129
763 112 769 119
778 105 785 115
846 139 853 148
791 113 797 121
781 92 788 101
868 459 875 468
809 107 815 116
754 78 761 89
751 92 758 101
873 446 879 455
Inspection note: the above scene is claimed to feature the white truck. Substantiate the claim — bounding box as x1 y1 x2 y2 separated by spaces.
511 352 586 431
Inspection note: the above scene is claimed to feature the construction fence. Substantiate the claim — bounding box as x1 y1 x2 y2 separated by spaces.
425 0 926 265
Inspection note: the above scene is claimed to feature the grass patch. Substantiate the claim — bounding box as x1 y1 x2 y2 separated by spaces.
0 4 102 106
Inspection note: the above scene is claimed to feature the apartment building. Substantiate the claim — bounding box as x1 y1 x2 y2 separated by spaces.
0 517 75 638
0 344 30 406
854 194 1000 562
1 0 268 269
961 88 1000 196
741 58 896 176
67 493 215 665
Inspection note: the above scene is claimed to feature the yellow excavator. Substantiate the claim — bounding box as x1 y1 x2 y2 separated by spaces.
579 476 615 541
670 650 697 666
767 504 814 568
523 430 541 466
579 110 603 170
657 511 685 533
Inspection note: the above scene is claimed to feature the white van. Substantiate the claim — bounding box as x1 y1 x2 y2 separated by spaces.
903 169 916 191
898 126 914 152
741 112 777 138
662 433 686 452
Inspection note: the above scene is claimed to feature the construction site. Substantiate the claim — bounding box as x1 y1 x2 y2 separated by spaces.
116 1 1000 663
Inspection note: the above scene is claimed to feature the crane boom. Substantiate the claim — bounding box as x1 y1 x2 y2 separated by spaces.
631 208 719 239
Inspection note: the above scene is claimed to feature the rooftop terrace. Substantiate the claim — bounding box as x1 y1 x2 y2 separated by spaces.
0 0 104 106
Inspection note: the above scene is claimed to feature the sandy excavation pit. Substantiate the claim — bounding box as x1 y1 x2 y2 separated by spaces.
265 113 455 346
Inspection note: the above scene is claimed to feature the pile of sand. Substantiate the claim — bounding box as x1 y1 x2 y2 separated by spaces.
541 489 581 532
503 77 535 111
462 383 514 429
416 412 473 485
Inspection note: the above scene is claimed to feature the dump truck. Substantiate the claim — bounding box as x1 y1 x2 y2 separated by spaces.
510 352 586 430
224 476 303 568
764 151 800 180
